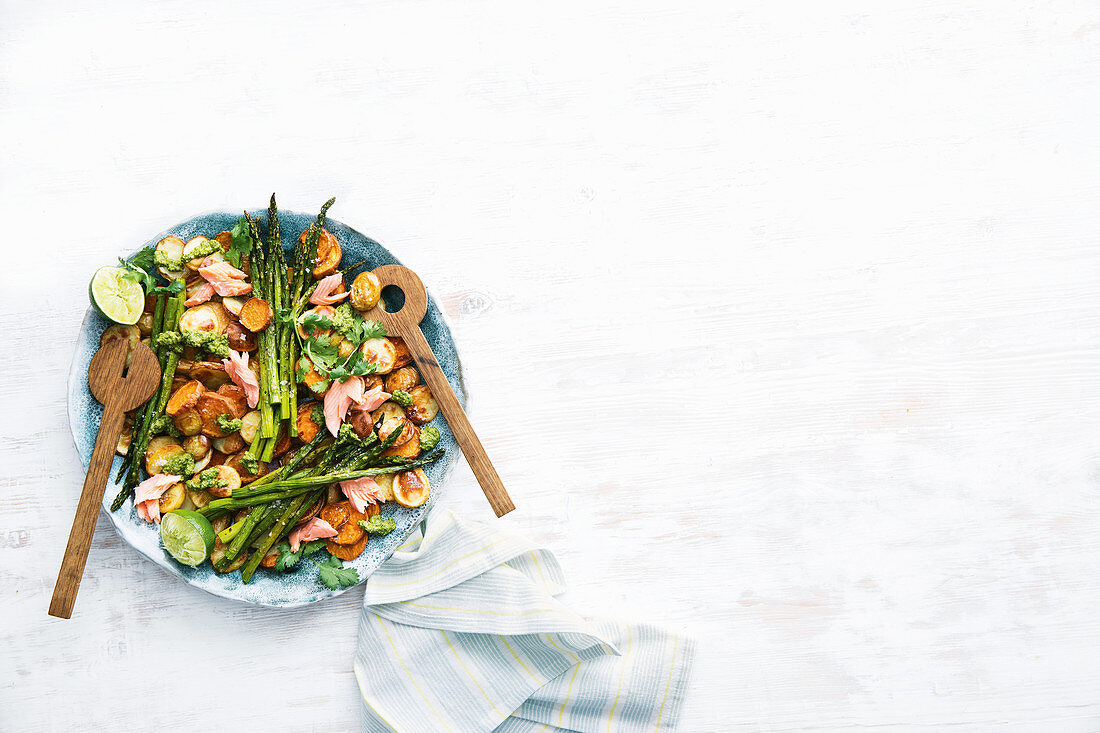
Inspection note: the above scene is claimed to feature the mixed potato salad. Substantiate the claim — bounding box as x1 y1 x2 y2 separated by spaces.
94 196 443 587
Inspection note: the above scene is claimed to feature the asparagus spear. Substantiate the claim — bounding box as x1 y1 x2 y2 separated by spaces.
240 491 319 583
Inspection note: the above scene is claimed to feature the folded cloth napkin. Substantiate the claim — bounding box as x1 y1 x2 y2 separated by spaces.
355 508 695 732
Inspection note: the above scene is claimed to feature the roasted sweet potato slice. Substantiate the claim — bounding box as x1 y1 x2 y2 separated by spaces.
239 297 272 333
319 501 351 531
166 380 206 417
296 402 322 443
326 534 367 561
332 515 364 545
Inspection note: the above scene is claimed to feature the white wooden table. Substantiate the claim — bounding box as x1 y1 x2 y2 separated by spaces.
5 2 1100 730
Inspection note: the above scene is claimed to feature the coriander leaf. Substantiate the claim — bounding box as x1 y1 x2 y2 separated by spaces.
301 540 327 556
350 358 378 377
300 311 334 336
226 215 254 268
152 279 184 295
275 307 294 326
273 542 301 572
117 256 155 293
314 554 360 590
129 246 156 271
362 320 387 340
296 358 312 382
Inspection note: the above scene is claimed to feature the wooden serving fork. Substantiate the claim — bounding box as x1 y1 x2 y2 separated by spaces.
49 339 161 619
363 265 515 517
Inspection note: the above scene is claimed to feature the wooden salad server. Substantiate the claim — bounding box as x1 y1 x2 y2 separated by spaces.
49 339 160 619
364 265 515 517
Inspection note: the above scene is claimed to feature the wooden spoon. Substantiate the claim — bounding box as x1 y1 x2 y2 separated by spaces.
49 339 160 619
364 265 515 517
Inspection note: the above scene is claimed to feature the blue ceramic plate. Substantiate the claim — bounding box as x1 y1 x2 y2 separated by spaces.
67 210 465 607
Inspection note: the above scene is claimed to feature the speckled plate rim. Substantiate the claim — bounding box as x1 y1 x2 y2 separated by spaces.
66 209 467 608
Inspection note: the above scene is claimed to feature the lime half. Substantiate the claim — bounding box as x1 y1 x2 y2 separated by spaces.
160 510 215 567
89 266 145 325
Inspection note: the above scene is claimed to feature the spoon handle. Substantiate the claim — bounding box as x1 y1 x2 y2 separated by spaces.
400 325 515 517
49 404 125 619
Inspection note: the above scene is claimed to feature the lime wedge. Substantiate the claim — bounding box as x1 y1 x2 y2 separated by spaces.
89 266 145 325
160 510 215 567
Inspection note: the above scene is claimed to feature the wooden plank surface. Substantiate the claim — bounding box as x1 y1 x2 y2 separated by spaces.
5 1 1100 730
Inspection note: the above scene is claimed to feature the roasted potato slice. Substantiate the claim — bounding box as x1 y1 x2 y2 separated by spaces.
332 335 357 358
216 383 249 416
404 385 440 425
187 488 212 509
193 450 212 472
373 473 397 502
214 231 232 250
166 379 206 417
299 494 325 524
261 553 278 568
210 538 248 573
182 434 210 460
213 433 245 454
349 271 382 312
371 402 414 445
394 469 430 508
100 324 140 365
183 236 221 270
359 337 398 375
332 515 364 545
179 302 230 335
116 420 133 456
299 227 341 278
326 484 343 505
389 337 413 369
207 465 241 499
145 442 185 476
196 392 240 438
136 311 155 337
158 482 186 513
155 236 186 280
191 362 230 391
224 452 267 482
239 297 272 333
222 296 247 317
381 425 421 460
226 321 257 352
172 408 203 437
239 410 262 445
348 409 375 440
384 366 419 394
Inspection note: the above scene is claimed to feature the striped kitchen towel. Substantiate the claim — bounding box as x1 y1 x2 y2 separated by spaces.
355 508 695 732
